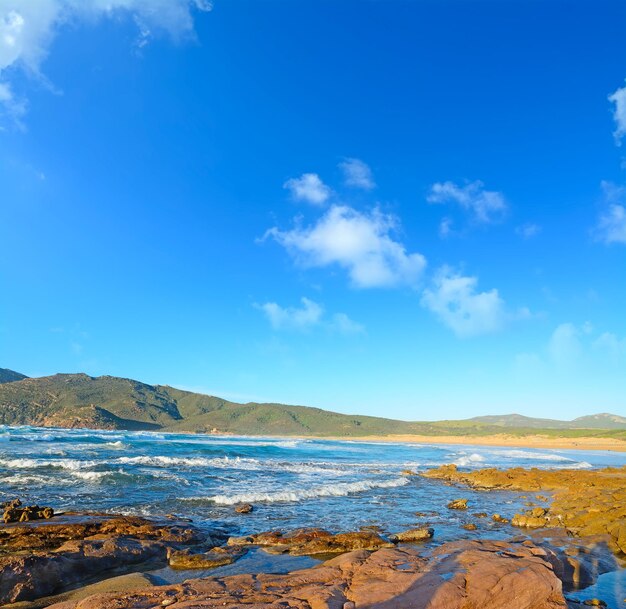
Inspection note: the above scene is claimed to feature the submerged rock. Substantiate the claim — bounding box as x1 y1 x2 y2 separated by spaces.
168 546 245 570
447 498 468 510
228 528 394 556
389 527 434 542
234 503 254 514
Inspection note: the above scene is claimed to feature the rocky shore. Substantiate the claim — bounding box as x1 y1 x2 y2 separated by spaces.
1 464 624 609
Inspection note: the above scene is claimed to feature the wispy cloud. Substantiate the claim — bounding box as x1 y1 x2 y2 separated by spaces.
515 223 541 239
420 267 507 338
548 323 583 370
609 82 626 145
594 181 626 245
427 180 507 225
339 158 375 190
256 297 363 334
0 0 212 127
263 205 427 289
283 173 331 206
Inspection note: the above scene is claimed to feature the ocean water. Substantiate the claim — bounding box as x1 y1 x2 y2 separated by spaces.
1 425 625 544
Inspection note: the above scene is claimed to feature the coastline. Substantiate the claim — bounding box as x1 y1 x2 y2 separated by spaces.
312 433 626 452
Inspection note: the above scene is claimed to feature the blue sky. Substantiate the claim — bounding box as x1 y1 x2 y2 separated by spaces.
1 0 625 420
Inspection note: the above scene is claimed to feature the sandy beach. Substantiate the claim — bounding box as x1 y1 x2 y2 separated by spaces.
321 433 626 452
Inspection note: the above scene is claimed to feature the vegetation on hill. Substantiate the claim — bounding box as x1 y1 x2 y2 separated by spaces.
0 368 28 384
0 369 624 441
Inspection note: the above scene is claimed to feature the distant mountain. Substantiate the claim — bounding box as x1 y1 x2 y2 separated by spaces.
0 370 624 437
463 414 568 429
572 413 626 429
462 413 626 430
0 368 28 384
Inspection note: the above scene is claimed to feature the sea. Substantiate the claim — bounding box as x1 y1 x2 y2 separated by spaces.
2 425 625 540
2 425 626 603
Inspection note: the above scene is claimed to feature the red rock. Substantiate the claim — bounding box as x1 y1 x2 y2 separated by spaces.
48 539 568 609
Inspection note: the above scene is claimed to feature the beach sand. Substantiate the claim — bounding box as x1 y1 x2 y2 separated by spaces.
320 433 626 452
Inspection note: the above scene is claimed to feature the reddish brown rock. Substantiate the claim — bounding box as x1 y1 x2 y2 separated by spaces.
48 539 568 609
0 515 210 604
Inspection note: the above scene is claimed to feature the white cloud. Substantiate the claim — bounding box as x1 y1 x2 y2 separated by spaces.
257 297 323 331
339 158 375 190
548 323 582 369
609 83 626 145
596 205 626 245
420 267 506 338
264 205 427 289
593 332 626 360
427 180 507 224
283 173 331 206
257 297 363 334
330 312 364 335
515 223 541 239
438 217 453 238
0 0 211 125
595 181 626 244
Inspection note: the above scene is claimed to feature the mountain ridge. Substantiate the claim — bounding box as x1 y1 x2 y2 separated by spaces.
0 369 625 437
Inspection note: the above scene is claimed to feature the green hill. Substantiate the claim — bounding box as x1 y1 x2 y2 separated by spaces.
0 369 624 440
0 368 28 384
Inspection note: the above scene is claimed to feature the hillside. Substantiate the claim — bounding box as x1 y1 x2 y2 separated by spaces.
0 369 625 440
0 368 28 384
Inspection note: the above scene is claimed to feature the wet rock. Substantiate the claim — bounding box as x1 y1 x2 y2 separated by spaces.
447 498 468 510
462 523 477 531
3 503 54 524
424 464 626 558
401 469 417 475
47 539 568 609
389 527 434 542
0 514 210 604
492 513 510 524
473 511 488 518
234 503 254 514
0 498 21 510
228 528 393 556
168 546 245 570
583 600 607 607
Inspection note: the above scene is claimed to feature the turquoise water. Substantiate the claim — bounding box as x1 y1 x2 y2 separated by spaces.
1 425 625 542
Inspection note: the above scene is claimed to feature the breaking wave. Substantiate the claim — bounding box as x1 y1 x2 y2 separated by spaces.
196 477 411 505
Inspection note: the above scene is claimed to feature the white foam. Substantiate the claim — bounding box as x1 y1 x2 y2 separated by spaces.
0 457 98 470
454 453 486 467
199 477 410 505
115 455 261 469
496 449 573 462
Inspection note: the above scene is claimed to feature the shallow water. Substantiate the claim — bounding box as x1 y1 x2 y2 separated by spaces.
2 425 624 544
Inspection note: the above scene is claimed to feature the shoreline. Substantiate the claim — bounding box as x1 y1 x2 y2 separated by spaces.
314 433 626 452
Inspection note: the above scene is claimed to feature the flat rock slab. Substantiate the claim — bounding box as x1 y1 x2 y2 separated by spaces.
48 539 568 609
0 515 209 604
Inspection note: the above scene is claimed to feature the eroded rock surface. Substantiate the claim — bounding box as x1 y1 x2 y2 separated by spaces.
48 540 568 609
228 527 394 556
424 464 626 555
0 515 210 604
